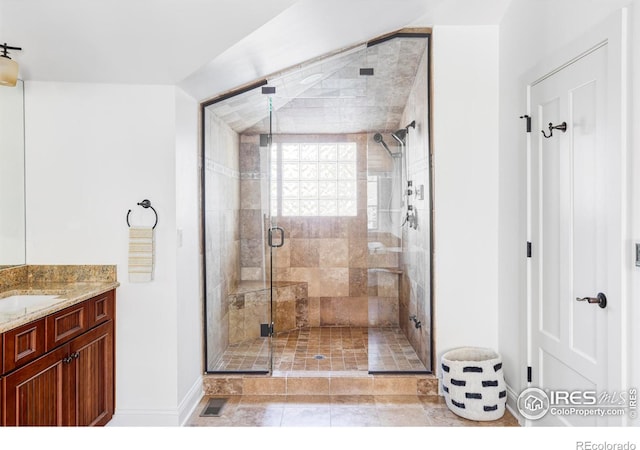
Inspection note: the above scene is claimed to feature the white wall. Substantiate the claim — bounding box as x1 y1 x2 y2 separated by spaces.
0 80 25 266
175 87 203 424
24 81 196 425
498 0 639 414
431 26 500 369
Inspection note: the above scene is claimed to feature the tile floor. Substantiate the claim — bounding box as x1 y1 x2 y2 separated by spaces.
194 325 513 427
187 394 520 427
274 327 369 372
368 328 428 372
209 326 428 373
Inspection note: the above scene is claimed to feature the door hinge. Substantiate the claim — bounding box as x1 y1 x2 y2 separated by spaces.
527 366 532 383
519 115 531 133
260 322 274 337
527 241 532 258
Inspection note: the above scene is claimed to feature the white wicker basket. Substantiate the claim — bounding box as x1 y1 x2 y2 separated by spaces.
441 347 506 421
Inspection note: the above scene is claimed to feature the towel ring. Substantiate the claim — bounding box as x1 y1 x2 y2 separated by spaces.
127 199 158 229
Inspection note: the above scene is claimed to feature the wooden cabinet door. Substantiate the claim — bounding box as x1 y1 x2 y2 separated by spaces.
3 318 46 372
67 320 114 426
88 291 115 328
46 302 89 351
3 345 70 426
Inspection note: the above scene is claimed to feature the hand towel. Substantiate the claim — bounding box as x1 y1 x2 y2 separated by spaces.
128 226 154 282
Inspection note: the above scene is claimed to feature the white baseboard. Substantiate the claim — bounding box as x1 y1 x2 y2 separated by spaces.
505 382 525 426
109 376 204 427
179 375 204 426
108 409 182 427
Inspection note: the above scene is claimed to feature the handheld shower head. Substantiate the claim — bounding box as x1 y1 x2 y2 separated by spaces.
373 132 393 157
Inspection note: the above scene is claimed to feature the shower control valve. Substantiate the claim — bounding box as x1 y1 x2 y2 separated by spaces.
406 181 414 196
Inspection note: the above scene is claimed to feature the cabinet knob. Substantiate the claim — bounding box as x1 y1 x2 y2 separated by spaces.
62 352 80 364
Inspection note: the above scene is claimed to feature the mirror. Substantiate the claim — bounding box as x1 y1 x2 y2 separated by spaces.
0 80 26 268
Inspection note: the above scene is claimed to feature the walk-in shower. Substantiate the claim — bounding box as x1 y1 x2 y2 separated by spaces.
201 31 432 375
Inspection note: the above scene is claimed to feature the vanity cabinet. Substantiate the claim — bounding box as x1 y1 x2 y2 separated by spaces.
1 290 115 426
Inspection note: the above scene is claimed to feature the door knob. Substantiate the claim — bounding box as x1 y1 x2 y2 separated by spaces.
575 292 607 309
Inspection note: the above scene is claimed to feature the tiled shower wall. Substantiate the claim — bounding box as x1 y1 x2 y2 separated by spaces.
366 133 403 328
239 134 269 282
204 109 241 368
399 47 432 370
367 232 401 327
239 133 396 328
273 134 370 327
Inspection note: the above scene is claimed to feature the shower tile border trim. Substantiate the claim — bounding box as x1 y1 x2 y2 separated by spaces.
203 372 438 397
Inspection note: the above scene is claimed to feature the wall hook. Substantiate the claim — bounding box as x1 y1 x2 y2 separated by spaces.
541 121 567 139
519 115 531 132
126 199 158 229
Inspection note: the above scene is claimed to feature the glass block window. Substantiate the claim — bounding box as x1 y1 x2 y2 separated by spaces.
367 175 378 230
271 142 357 217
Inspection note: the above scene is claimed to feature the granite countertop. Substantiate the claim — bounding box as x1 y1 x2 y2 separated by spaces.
0 265 120 333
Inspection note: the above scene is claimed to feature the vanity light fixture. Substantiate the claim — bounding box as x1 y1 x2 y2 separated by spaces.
0 43 22 87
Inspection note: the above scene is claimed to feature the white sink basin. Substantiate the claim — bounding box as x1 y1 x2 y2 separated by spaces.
0 294 60 318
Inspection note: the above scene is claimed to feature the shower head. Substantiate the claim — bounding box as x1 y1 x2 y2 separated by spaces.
391 120 416 145
373 132 393 157
392 129 407 145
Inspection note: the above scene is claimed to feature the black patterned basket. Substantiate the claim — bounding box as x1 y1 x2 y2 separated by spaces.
441 347 507 421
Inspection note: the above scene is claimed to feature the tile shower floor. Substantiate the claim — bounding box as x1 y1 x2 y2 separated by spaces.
209 326 428 373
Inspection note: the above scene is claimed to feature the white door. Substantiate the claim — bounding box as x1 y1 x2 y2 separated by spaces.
528 42 623 426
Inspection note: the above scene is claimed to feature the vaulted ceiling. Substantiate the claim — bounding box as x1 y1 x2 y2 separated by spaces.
0 0 512 101
205 33 428 135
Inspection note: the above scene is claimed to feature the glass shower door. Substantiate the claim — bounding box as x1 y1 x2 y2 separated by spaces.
202 89 274 374
266 125 281 374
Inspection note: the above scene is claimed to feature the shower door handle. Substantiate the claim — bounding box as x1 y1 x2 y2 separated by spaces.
268 226 285 248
